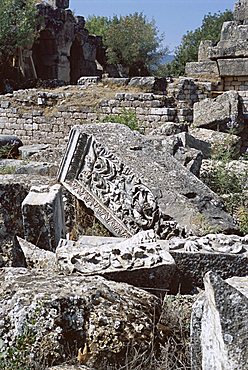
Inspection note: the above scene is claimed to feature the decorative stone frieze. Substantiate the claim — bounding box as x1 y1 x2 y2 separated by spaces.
58 123 236 237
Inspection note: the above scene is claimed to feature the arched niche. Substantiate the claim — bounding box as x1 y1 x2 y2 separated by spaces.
69 38 85 84
32 30 58 80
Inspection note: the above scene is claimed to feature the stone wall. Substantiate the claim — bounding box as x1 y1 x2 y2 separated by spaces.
0 78 212 145
223 76 248 91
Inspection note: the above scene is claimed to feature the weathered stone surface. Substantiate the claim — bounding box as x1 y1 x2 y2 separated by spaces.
167 234 248 292
77 76 100 86
234 0 248 24
172 132 209 159
191 272 248 370
174 147 203 177
0 175 53 250
185 61 219 78
0 159 58 176
19 144 50 159
17 236 57 270
56 230 176 296
190 128 241 159
218 58 248 76
58 123 236 237
102 77 130 86
198 40 214 61
22 184 65 251
148 133 203 176
169 233 248 254
128 77 167 92
149 122 188 136
193 91 242 130
0 268 160 368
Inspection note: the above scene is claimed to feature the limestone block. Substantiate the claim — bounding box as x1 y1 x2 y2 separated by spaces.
185 61 219 78
56 230 176 296
16 236 57 270
220 21 248 42
173 146 203 177
193 90 242 130
58 123 236 237
234 0 248 24
189 128 241 159
22 184 65 251
0 267 160 368
218 58 248 76
77 76 100 86
168 233 248 292
210 40 248 59
128 77 167 92
19 144 50 159
198 40 214 62
149 122 188 136
191 272 248 370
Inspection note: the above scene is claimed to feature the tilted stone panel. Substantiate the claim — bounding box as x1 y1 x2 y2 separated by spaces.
191 272 248 370
58 123 235 238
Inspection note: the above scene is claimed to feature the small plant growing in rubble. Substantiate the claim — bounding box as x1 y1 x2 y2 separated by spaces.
203 134 248 235
0 145 15 159
101 108 141 132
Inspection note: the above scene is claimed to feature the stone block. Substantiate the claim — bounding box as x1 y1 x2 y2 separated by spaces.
56 230 176 296
0 267 160 368
198 40 214 61
234 0 248 24
218 58 248 76
22 184 65 251
58 123 236 237
189 128 241 158
193 90 242 130
185 61 219 78
191 272 248 370
128 77 167 92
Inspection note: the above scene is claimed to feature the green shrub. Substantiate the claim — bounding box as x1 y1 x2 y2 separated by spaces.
203 136 248 235
101 108 140 132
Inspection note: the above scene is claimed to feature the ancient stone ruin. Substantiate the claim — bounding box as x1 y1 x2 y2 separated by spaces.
8 0 105 88
0 0 247 369
186 0 248 92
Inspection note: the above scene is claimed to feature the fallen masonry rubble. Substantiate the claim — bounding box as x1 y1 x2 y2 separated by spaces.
0 1 248 368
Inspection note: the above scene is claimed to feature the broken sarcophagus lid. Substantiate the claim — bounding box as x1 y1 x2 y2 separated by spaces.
58 123 236 238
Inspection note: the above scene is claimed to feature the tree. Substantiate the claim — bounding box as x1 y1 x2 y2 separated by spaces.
161 10 233 77
86 13 167 76
85 16 112 43
0 0 37 73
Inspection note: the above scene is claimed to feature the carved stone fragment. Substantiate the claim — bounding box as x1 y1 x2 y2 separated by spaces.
56 230 176 296
58 123 236 237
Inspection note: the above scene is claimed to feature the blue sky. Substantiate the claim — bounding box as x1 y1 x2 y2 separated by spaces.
70 0 235 53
